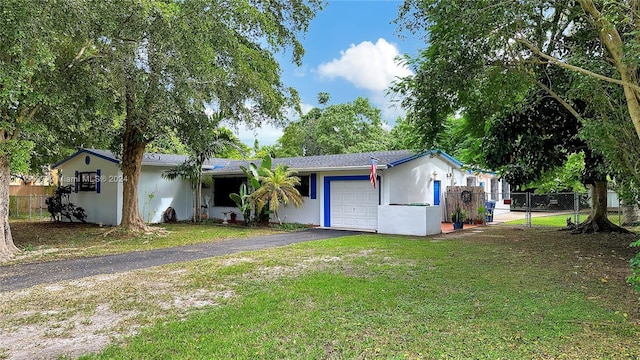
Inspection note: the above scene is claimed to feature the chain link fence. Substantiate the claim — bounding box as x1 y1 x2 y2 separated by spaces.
506 191 621 227
8 195 51 221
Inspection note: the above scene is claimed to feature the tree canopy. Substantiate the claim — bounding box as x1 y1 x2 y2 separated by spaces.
394 1 640 173
393 0 637 233
81 0 322 232
0 0 108 259
277 96 393 156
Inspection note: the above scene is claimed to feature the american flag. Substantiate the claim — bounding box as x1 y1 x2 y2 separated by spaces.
370 158 377 188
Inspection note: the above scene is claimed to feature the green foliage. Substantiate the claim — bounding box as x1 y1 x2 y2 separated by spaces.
2 140 34 175
229 183 251 225
393 0 640 185
45 185 87 223
270 222 311 231
278 96 393 156
249 164 303 224
451 207 465 223
527 152 587 193
628 240 640 294
232 155 275 223
164 112 245 222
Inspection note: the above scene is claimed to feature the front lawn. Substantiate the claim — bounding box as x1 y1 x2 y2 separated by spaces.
8 220 284 263
58 227 639 359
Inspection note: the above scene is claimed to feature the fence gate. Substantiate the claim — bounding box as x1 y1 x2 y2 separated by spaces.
507 191 621 227
445 186 486 223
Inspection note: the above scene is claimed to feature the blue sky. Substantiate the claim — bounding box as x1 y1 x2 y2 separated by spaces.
230 0 426 147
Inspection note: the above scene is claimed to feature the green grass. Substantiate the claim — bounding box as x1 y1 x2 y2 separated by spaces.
79 230 640 359
9 220 285 263
505 212 623 227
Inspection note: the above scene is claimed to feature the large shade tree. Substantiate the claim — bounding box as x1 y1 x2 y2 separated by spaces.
85 0 322 233
393 0 640 232
0 0 107 260
483 90 628 233
394 0 640 178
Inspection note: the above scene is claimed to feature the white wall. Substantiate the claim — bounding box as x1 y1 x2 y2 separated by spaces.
138 166 193 223
382 155 472 207
58 154 121 225
276 197 320 225
377 205 442 236
58 154 194 225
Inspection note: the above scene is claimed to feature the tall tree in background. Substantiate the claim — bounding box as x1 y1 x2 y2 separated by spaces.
278 96 392 156
87 0 321 233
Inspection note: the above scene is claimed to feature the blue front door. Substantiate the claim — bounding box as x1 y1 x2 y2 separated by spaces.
434 180 441 205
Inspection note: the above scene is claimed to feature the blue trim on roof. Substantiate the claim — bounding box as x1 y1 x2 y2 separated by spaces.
52 149 119 168
387 150 464 168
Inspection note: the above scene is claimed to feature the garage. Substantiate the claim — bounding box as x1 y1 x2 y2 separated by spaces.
329 180 378 231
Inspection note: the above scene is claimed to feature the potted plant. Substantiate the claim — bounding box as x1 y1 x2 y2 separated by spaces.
451 207 466 230
476 205 486 224
229 211 237 223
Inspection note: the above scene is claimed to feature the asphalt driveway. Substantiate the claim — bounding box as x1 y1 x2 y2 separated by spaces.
0 228 362 292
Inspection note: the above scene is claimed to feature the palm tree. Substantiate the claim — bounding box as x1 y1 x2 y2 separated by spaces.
164 111 243 222
250 164 303 224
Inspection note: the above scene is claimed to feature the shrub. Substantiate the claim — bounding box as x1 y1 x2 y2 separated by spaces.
45 185 87 223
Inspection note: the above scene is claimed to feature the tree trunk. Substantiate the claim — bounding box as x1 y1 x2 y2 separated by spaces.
196 180 202 223
621 199 640 226
120 125 148 233
579 0 640 142
571 180 630 234
0 154 20 260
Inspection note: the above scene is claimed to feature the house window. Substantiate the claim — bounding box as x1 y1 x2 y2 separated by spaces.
501 179 510 200
296 175 310 197
213 177 246 207
491 178 499 200
78 171 97 191
466 176 476 187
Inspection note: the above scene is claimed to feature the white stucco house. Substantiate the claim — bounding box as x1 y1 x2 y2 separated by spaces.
53 148 507 236
52 149 203 225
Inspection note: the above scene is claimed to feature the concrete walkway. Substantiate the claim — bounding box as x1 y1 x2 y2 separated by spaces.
0 228 361 293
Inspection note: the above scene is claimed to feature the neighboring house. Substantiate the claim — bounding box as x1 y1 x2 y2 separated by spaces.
52 148 505 236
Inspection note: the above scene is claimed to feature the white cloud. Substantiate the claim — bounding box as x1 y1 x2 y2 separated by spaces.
317 38 413 92
317 38 413 126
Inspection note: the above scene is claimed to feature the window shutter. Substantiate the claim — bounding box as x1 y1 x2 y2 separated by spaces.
310 173 317 199
96 169 101 194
